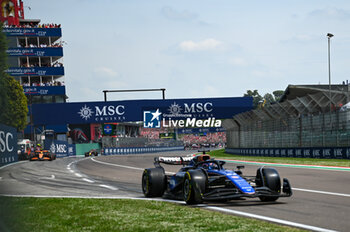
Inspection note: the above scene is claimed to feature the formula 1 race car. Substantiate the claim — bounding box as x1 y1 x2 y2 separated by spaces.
85 149 98 157
142 153 292 204
29 150 56 161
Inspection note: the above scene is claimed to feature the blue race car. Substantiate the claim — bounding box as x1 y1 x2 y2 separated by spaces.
142 153 292 204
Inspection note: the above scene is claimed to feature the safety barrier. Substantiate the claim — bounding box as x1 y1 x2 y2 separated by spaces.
225 147 350 159
75 143 100 157
104 146 184 155
0 124 18 166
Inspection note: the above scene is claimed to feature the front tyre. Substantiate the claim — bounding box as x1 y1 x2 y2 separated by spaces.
183 170 207 205
142 168 166 197
256 167 281 202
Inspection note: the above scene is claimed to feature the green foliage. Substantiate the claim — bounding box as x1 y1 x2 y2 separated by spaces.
273 90 284 102
0 197 302 232
244 89 285 109
243 90 263 109
263 93 274 105
0 22 28 130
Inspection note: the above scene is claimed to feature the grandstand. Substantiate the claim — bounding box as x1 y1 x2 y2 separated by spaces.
179 132 226 149
224 84 350 149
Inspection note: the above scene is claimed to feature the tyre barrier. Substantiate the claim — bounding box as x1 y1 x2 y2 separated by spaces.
225 147 350 159
103 146 184 155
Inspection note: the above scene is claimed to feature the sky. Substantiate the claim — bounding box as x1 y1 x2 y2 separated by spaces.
25 0 350 102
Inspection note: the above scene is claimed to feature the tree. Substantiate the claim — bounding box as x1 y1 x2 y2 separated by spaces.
273 90 284 102
244 89 285 109
0 22 28 130
263 93 275 105
244 90 263 109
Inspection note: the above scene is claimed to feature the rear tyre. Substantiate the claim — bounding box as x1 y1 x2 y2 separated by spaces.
183 170 207 205
142 168 166 197
256 167 281 202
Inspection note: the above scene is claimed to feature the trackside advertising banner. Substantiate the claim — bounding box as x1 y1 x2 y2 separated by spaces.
6 47 63 57
23 86 66 96
3 28 62 37
44 140 70 158
5 67 64 76
31 97 253 125
226 147 350 159
0 124 18 166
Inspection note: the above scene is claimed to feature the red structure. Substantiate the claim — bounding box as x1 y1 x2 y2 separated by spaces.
0 0 24 26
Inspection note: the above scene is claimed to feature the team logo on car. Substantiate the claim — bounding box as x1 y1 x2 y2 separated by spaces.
143 109 162 128
78 105 94 120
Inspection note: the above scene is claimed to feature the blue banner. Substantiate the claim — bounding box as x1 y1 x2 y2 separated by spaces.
0 124 18 166
45 140 69 158
6 47 63 57
68 144 76 156
23 86 65 95
3 28 62 37
31 97 253 125
6 67 64 76
226 147 350 159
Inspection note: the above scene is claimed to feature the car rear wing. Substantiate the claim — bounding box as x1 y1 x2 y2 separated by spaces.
198 149 210 154
154 156 193 166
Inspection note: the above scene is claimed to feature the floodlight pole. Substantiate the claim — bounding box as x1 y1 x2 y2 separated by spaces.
103 88 166 102
327 33 334 113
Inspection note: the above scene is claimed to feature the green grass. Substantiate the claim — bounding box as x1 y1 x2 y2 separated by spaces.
0 197 303 232
209 149 350 167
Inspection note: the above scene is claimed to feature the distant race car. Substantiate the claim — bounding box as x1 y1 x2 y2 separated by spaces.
85 149 98 157
29 150 56 161
142 153 292 204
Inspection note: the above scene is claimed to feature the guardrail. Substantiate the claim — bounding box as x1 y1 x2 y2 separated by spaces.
225 147 350 159
104 146 184 155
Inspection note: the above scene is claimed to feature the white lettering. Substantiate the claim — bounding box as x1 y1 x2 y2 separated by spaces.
108 105 115 116
116 105 125 115
6 133 13 152
0 131 14 153
204 102 213 112
184 103 196 113
0 131 5 152
95 106 107 116
186 118 196 127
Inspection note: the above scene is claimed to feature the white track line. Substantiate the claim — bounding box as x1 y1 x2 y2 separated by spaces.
0 194 336 232
74 173 82 178
99 184 118 191
205 206 336 232
39 175 55 180
0 160 27 170
90 157 175 175
293 188 350 198
82 178 95 183
91 157 144 171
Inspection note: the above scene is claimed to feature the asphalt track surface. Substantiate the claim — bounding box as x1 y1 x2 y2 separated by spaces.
1 151 350 232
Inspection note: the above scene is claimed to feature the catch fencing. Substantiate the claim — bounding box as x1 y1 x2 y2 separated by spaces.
226 110 350 149
226 111 350 149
